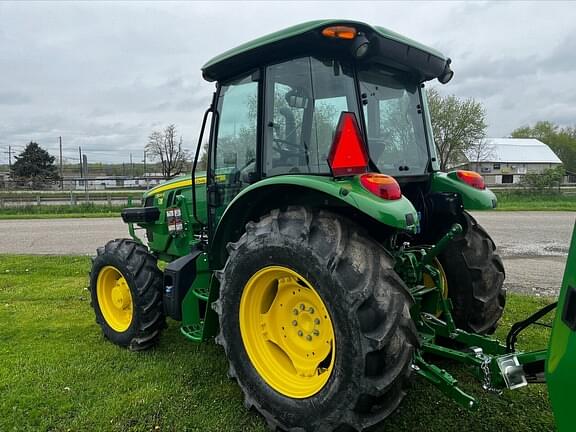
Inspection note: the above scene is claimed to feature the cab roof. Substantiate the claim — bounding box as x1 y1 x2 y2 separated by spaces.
202 20 451 83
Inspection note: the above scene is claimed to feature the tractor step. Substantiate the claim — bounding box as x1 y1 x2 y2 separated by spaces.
181 322 205 342
192 285 210 301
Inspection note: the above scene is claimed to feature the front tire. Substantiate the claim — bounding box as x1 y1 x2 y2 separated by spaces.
90 239 165 351
215 207 418 431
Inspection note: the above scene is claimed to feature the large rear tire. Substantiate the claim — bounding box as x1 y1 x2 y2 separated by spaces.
439 213 506 334
215 207 418 431
90 239 165 351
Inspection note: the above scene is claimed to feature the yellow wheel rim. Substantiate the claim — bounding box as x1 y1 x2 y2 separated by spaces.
423 258 448 316
239 266 335 398
96 266 133 332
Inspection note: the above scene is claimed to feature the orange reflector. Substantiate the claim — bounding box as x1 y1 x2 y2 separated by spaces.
456 170 485 190
321 26 357 40
327 112 369 177
360 173 402 200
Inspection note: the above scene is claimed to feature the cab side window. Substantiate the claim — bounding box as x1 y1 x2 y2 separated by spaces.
213 75 258 206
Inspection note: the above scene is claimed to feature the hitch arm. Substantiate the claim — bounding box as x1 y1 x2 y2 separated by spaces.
414 354 478 410
420 223 463 268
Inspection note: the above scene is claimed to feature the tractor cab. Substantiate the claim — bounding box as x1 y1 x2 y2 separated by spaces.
197 20 458 230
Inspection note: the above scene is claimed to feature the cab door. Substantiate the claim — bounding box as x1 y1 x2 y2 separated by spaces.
207 73 259 236
547 221 576 431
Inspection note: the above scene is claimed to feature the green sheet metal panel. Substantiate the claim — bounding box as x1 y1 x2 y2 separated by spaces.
547 221 576 431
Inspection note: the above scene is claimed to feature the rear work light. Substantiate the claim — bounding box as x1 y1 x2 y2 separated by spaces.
321 26 357 40
360 173 402 200
327 112 369 177
456 170 486 190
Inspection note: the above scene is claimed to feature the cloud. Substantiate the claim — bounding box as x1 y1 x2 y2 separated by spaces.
0 1 575 163
0 91 31 105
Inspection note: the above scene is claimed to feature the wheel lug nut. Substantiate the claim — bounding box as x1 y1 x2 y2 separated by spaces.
292 320 298 326
298 330 303 337
292 309 299 315
308 307 315 314
314 318 320 325
299 303 305 310
313 330 320 336
306 335 312 341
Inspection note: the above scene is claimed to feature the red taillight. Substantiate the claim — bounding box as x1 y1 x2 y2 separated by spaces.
327 112 369 177
456 170 485 190
360 173 402 200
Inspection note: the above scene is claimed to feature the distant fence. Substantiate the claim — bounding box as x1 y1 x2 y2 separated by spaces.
0 176 164 192
1 173 575 208
0 190 146 208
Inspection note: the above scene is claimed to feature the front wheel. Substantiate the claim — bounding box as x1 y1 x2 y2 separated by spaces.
89 239 165 351
215 207 418 431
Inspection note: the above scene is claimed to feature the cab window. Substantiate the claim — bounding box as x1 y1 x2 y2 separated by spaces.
213 74 258 206
264 57 359 176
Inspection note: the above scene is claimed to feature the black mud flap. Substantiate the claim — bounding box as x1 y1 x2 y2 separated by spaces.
163 249 203 321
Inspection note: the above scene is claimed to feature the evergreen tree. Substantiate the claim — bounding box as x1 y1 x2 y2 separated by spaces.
11 142 60 188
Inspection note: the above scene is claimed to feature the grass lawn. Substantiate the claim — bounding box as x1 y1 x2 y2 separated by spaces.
495 191 576 211
0 255 556 432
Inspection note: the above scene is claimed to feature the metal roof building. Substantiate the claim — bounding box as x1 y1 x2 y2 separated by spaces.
463 138 562 164
461 138 563 185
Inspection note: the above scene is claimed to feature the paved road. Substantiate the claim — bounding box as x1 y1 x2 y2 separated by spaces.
0 211 574 295
0 218 127 255
474 211 574 296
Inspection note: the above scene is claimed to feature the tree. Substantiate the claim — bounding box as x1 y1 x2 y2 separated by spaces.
520 165 564 192
11 141 59 188
146 124 189 179
468 138 496 173
427 88 488 171
511 121 576 173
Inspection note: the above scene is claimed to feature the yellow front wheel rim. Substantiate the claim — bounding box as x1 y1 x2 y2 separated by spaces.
239 266 335 398
97 266 133 332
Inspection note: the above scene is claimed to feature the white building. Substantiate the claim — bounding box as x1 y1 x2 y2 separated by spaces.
461 138 563 185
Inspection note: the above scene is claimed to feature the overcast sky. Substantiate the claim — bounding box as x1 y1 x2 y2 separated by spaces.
1 1 575 164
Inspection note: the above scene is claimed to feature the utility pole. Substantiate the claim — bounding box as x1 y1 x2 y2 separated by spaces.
59 137 63 190
130 152 133 177
7 145 11 171
83 154 88 197
78 146 83 178
143 150 147 185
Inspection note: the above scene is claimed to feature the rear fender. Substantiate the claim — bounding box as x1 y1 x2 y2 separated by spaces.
431 172 497 210
209 175 418 268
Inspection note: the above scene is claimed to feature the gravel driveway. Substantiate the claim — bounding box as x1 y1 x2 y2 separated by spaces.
0 211 574 296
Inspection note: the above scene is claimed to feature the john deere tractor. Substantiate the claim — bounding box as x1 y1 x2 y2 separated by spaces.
90 20 571 431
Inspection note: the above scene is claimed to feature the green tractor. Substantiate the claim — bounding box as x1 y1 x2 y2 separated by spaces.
90 20 571 431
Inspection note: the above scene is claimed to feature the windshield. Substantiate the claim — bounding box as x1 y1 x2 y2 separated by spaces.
358 68 429 176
